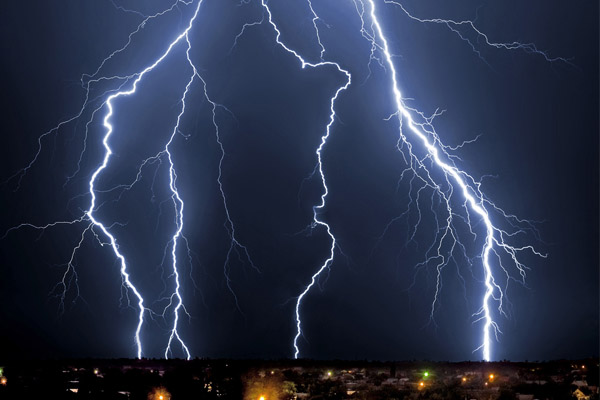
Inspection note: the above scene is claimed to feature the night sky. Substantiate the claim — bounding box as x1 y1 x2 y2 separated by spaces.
0 0 597 362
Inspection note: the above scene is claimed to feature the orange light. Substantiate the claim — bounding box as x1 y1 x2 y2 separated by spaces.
0 377 6 386
462 377 467 382
419 381 424 387
151 387 169 400
489 374 494 380
259 396 266 400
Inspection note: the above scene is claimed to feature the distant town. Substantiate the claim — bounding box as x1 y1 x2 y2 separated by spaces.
0 358 597 399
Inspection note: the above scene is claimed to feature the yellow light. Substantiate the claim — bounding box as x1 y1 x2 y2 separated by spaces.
489 374 494 380
159 396 163 400
462 377 467 382
270 370 275 375
327 371 332 377
259 396 266 400
93 369 99 375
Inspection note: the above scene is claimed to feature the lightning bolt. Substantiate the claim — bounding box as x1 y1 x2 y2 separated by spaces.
3 0 206 359
355 0 548 361
88 0 205 359
161 35 197 360
258 0 351 359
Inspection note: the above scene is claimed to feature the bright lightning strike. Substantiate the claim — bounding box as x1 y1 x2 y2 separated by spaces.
87 0 205 359
356 0 548 361
3 0 206 359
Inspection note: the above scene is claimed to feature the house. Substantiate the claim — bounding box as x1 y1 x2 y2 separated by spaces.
573 388 590 400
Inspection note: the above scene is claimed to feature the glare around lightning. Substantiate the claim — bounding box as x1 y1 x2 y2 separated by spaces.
259 0 351 359
3 0 552 362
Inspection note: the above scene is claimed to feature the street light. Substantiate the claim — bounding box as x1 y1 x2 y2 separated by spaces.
150 387 170 400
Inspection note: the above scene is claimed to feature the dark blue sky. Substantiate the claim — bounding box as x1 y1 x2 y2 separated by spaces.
0 0 597 361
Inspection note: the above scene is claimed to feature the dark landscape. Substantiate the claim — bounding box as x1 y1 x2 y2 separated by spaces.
0 358 597 399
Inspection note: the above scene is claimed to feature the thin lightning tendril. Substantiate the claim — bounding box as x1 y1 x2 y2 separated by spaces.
384 0 573 65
